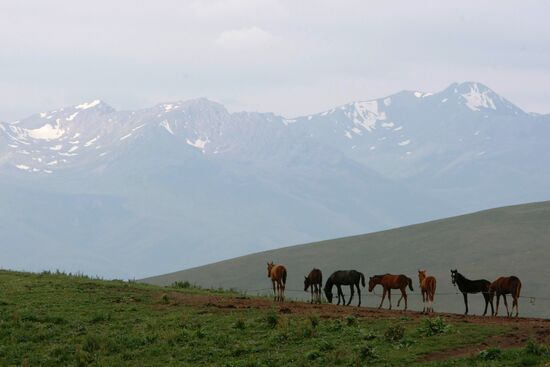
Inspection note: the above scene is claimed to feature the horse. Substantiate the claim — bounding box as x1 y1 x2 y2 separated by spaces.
267 262 287 302
323 270 365 307
304 268 323 304
418 270 437 313
368 274 413 310
450 269 494 316
490 276 522 317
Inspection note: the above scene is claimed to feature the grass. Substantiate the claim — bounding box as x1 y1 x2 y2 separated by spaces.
0 269 548 366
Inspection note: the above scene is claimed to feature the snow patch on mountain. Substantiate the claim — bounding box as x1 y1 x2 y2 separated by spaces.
75 100 101 110
462 83 496 111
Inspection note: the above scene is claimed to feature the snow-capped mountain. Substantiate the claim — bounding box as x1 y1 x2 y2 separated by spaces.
1 82 548 278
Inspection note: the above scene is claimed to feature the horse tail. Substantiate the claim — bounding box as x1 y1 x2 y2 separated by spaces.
407 277 413 291
515 278 522 299
282 268 287 285
360 272 366 287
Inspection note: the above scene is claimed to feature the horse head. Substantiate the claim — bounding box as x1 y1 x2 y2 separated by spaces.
304 276 310 291
323 285 333 303
450 269 458 285
368 276 377 292
418 270 426 283
267 262 274 278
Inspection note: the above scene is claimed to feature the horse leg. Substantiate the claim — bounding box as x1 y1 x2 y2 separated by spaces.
463 293 468 315
346 285 354 306
502 294 510 317
356 283 362 307
430 292 435 313
388 290 392 310
310 287 314 303
272 280 277 301
513 295 519 317
495 293 500 316
339 285 346 306
420 289 426 313
378 289 386 309
398 288 407 311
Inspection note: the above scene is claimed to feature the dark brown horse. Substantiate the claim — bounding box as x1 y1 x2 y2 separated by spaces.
267 262 287 302
324 270 365 307
418 270 437 313
490 276 522 317
368 274 413 310
304 268 323 303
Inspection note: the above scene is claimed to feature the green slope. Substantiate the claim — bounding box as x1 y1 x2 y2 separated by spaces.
143 201 550 318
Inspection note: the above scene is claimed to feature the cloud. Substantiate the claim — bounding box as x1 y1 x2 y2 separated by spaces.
216 27 276 50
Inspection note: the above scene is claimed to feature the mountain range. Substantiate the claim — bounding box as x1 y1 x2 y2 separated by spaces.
1 82 549 278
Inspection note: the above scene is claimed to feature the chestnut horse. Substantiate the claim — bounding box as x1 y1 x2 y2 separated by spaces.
418 270 437 313
490 276 522 317
267 262 287 302
368 274 413 310
304 268 323 304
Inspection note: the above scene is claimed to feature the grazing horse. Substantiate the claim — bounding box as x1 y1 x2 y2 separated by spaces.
324 270 365 307
450 269 493 316
368 274 413 310
418 270 437 313
304 268 323 304
267 262 287 302
490 276 522 317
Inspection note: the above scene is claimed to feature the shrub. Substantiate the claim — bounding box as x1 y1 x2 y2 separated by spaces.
172 280 192 289
305 349 321 360
317 339 334 351
524 339 549 356
265 312 278 329
308 315 320 329
358 343 378 361
384 324 405 342
346 315 357 327
418 316 450 336
233 319 246 330
478 348 502 361
82 334 101 353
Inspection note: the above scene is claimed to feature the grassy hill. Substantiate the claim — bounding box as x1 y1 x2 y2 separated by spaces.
143 201 550 318
0 270 549 366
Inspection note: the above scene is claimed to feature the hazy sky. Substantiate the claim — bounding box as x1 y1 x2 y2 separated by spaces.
1 0 549 121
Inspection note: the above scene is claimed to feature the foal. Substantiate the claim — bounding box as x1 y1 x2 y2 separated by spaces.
304 268 323 303
418 270 436 313
368 274 413 311
490 276 522 317
267 262 287 302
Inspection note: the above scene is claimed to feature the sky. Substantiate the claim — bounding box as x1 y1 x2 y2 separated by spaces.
1 0 549 121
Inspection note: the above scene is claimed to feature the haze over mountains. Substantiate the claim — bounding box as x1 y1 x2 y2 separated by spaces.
1 82 549 278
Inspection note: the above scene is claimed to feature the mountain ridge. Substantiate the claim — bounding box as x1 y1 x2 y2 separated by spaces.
1 81 548 278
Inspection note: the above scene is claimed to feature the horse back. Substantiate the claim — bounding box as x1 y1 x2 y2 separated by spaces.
271 265 286 281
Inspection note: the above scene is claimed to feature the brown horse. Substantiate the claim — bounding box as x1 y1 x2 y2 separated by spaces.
368 274 413 310
267 262 287 302
304 268 323 304
490 276 522 317
418 270 437 313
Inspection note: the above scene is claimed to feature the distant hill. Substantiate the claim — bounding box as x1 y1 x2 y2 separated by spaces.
143 201 550 318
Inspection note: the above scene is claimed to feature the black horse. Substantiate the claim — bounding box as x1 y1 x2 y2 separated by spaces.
451 269 494 316
324 270 365 307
